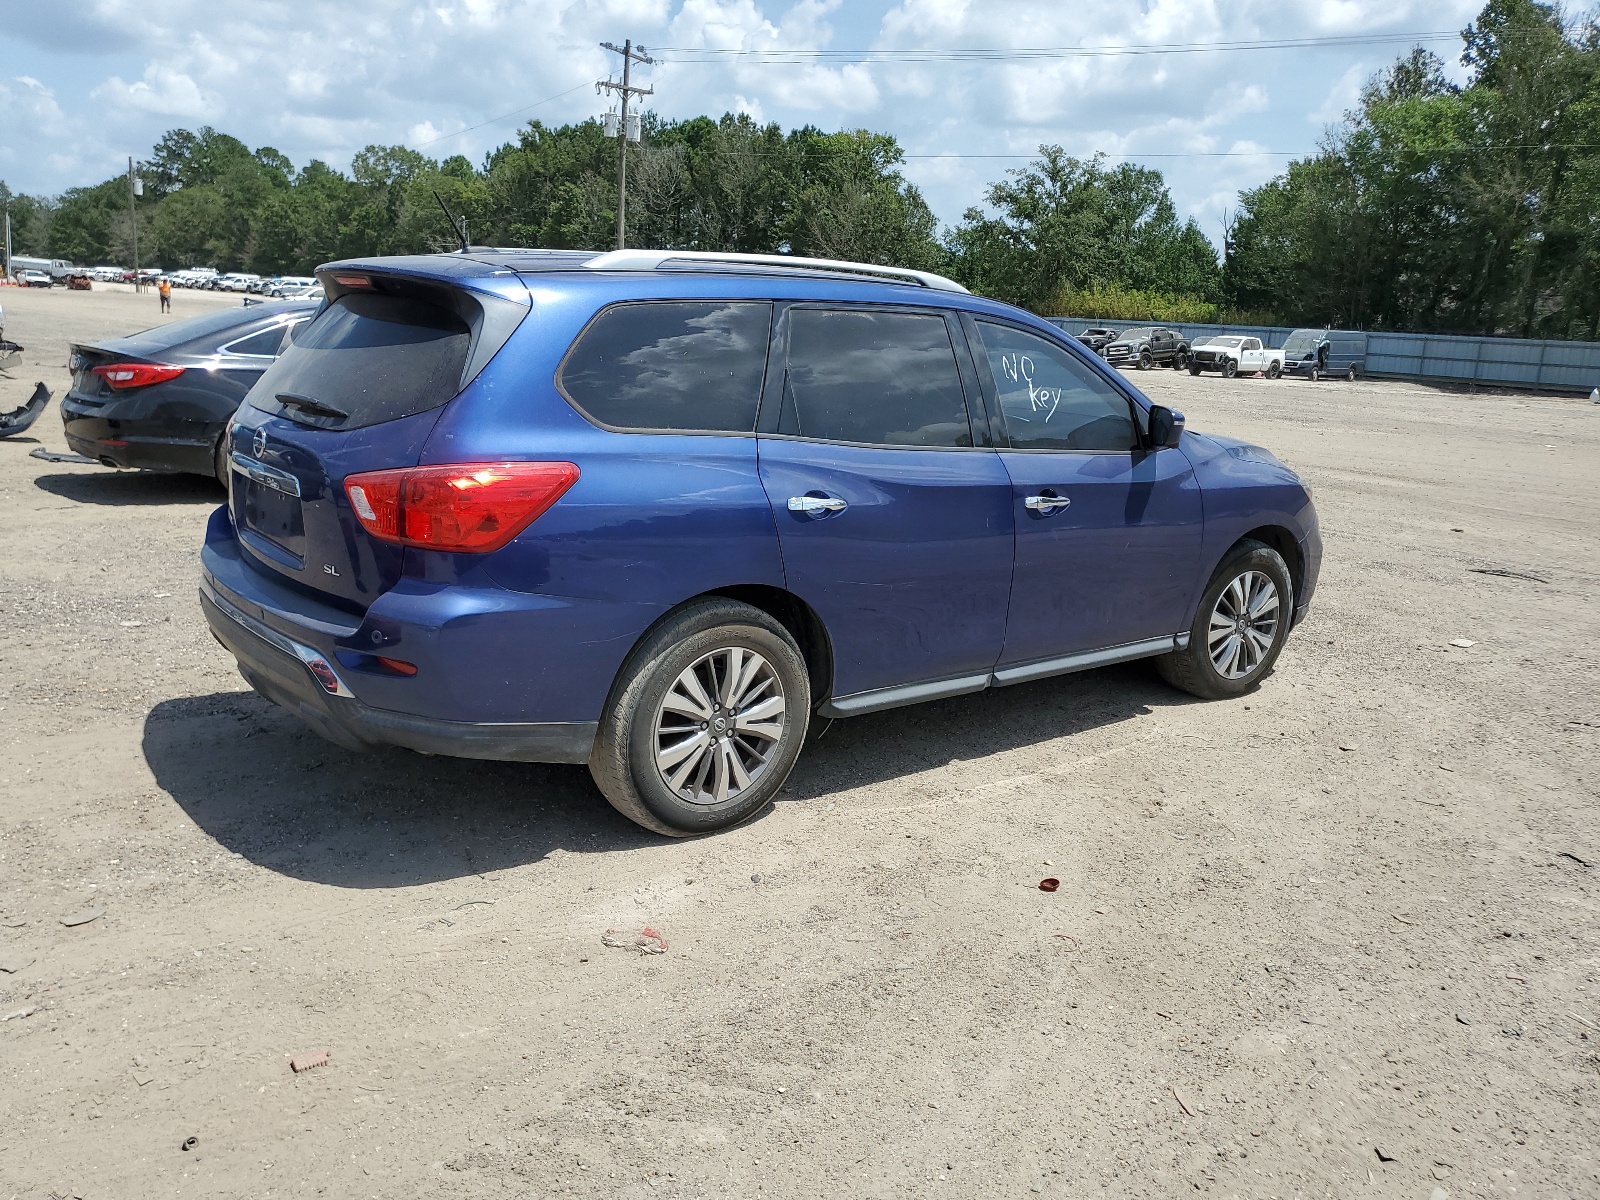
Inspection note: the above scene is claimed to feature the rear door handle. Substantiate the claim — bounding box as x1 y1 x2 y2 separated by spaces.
1024 494 1071 513
788 495 847 514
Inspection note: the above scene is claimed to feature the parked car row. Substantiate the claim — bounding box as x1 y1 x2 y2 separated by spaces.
1073 324 1367 382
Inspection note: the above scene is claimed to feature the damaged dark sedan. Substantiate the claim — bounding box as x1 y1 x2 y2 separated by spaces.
62 301 317 482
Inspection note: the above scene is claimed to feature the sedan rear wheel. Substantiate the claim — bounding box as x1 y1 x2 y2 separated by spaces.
590 599 810 836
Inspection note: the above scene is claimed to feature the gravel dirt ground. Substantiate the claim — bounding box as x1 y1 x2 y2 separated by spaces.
1 286 1597 1200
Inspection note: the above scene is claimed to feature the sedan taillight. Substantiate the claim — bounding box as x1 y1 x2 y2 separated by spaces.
344 462 580 553
91 363 186 390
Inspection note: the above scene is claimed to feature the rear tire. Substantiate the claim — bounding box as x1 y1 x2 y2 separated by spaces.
1267 361 1282 379
1172 350 1188 370
1156 540 1293 700
589 599 811 837
212 436 230 488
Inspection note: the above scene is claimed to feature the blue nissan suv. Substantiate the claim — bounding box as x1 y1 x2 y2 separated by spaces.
200 248 1321 836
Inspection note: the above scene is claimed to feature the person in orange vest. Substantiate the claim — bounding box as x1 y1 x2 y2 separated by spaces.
158 277 172 313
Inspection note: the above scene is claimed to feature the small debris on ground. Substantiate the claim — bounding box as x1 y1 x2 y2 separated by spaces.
0 954 34 974
289 1049 330 1073
1556 851 1592 868
2 1006 39 1021
28 447 98 465
453 899 495 910
1375 1146 1396 1162
60 906 104 927
1456 1014 1471 1025
181 1136 198 1151
1448 638 1476 648
1038 878 1060 892
602 926 668 955
1339 743 1357 751
750 874 762 884
1172 1087 1197 1117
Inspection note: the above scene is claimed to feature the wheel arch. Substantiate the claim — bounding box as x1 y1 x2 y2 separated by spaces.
603 584 835 717
1231 525 1304 603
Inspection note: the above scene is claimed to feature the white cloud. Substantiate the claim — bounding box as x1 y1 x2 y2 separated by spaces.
91 66 216 119
0 0 1487 246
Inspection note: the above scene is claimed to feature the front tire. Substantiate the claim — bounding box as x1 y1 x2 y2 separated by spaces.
1156 540 1293 701
1346 364 1359 382
1137 350 1153 370
589 599 811 836
1222 358 1238 379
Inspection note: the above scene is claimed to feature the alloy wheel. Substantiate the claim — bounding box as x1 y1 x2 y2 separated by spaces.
1207 570 1281 680
653 646 787 805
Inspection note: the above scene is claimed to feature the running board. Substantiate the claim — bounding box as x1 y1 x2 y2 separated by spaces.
990 635 1183 687
818 634 1188 718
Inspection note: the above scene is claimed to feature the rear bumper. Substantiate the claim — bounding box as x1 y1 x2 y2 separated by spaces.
200 578 595 763
199 506 598 763
62 393 218 475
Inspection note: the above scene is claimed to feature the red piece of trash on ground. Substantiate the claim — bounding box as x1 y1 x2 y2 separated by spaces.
1038 878 1060 892
289 1049 329 1073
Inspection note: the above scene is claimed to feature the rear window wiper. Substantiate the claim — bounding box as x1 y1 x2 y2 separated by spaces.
275 391 348 420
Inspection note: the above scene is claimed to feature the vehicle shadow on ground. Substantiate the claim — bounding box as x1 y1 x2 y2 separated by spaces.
34 470 223 505
142 663 1196 889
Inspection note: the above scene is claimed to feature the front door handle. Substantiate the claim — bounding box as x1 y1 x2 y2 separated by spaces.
788 495 847 515
1024 494 1071 513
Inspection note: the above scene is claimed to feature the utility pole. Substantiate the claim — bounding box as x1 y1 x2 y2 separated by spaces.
597 39 654 251
127 157 143 293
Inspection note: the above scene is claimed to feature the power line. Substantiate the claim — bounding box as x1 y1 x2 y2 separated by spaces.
655 30 1473 64
410 82 593 149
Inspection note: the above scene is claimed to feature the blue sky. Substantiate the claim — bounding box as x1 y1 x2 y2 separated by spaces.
0 0 1484 246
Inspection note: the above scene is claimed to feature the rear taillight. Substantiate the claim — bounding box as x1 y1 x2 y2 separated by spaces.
344 461 580 553
91 363 186 390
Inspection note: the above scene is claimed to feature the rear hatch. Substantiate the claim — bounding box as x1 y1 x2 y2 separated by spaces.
225 266 531 611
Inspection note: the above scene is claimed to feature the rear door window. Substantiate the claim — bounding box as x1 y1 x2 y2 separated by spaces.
558 301 772 432
248 293 471 430
777 308 971 448
975 320 1138 452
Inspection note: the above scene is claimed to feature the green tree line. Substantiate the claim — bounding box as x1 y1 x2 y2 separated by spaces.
5 0 1597 336
1224 0 1600 338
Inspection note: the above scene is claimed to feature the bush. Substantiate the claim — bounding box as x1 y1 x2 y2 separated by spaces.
1042 281 1219 324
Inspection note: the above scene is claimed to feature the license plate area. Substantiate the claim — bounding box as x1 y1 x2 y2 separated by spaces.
233 454 306 566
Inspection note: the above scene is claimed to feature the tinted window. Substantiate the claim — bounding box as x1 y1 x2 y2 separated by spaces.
248 293 471 430
559 301 771 432
779 309 970 448
976 321 1138 452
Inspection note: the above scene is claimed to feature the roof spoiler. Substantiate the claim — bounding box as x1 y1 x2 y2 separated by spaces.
582 249 970 294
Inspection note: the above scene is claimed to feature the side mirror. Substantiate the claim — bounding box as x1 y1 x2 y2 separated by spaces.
1148 405 1185 449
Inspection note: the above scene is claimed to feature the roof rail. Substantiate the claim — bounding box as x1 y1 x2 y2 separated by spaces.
582 249 970 294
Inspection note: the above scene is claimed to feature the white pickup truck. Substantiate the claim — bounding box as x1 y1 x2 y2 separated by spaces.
1188 335 1285 379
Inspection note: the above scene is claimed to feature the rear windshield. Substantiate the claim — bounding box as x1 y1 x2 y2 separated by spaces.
246 293 471 430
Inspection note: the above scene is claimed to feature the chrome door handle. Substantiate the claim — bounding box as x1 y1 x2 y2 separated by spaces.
1024 494 1071 512
788 496 847 514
